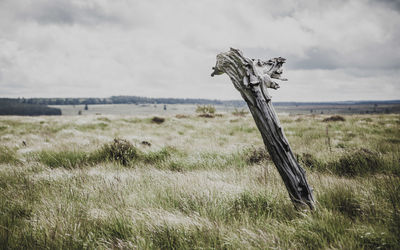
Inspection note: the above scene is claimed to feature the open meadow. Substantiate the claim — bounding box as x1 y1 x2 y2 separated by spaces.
0 112 399 249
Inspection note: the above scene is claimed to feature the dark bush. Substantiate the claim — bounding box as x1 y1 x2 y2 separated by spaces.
175 114 189 119
298 153 324 171
198 113 214 118
246 147 269 164
323 115 345 122
141 141 151 147
151 117 165 124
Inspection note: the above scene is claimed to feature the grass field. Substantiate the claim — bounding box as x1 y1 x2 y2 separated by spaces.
0 112 399 249
49 104 238 116
50 103 400 116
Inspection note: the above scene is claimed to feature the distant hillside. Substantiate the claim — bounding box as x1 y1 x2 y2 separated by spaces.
0 99 61 116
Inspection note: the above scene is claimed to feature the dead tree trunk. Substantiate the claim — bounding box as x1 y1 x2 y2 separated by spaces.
211 48 315 209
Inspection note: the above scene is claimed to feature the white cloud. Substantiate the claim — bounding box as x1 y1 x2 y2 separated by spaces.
0 0 399 101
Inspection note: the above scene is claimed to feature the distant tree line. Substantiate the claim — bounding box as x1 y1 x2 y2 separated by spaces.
4 96 399 107
2 96 247 106
0 99 61 116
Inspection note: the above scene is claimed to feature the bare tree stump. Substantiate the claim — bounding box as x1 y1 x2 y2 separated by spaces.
211 48 315 209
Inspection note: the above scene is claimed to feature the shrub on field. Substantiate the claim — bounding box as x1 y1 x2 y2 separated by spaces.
298 153 324 171
95 139 174 166
175 114 189 119
196 105 216 118
246 147 270 164
151 116 165 124
141 140 151 147
323 115 345 122
97 138 139 166
196 105 216 114
198 113 215 118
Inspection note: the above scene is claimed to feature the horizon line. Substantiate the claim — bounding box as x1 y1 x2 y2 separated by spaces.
1 96 400 103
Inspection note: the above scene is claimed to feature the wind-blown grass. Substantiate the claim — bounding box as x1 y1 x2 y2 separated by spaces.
0 113 399 249
299 148 397 176
35 138 257 172
0 146 20 164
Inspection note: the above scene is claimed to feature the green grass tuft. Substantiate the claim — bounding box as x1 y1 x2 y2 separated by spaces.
298 153 324 171
330 148 386 176
319 185 362 219
230 191 296 221
299 148 396 177
142 146 174 164
36 150 90 169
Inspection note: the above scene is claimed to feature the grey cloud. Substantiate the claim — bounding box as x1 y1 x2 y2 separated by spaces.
244 45 400 73
288 48 339 70
242 47 340 70
372 0 400 12
287 48 399 71
0 0 399 101
17 0 122 25
288 44 400 71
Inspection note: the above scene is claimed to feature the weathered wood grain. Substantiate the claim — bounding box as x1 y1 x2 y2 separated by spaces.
212 48 315 209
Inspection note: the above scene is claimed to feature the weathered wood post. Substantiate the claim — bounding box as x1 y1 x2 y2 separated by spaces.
211 48 315 209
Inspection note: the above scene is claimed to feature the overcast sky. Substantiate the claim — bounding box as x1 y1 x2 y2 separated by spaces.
0 0 399 101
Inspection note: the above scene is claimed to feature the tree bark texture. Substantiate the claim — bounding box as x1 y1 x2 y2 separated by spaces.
211 48 315 209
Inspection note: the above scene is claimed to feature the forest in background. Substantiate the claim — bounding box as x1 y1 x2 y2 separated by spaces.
0 99 61 116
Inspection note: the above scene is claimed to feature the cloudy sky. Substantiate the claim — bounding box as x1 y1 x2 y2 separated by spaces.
0 0 399 101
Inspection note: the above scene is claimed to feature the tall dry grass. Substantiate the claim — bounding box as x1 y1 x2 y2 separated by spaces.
0 113 399 249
